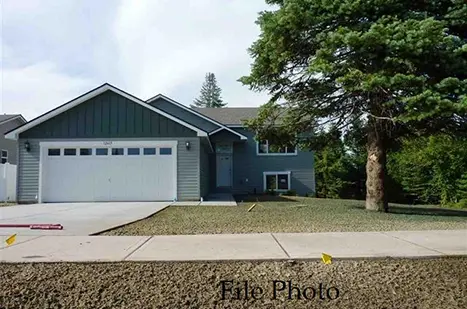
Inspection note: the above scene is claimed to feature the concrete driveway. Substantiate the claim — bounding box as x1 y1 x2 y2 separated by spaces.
0 202 170 236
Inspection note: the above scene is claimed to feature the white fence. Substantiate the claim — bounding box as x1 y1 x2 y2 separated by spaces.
0 163 17 202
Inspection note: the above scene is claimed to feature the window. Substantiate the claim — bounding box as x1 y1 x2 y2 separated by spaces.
159 147 172 155
80 148 92 156
128 148 140 155
64 148 77 156
144 148 156 155
96 148 108 156
112 148 124 155
257 140 297 155
48 148 61 156
215 143 232 154
1 150 7 164
263 171 291 191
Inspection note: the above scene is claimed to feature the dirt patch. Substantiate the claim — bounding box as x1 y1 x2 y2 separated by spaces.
1 258 465 308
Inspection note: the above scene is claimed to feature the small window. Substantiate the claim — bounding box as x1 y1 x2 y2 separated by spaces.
257 140 297 155
159 147 172 155
278 174 289 190
48 148 61 156
128 148 140 155
264 172 291 191
112 148 124 156
64 148 77 156
80 148 92 156
143 148 156 155
96 148 108 156
1 150 7 164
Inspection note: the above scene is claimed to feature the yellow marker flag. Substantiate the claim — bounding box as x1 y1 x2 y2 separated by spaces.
5 234 16 246
322 253 332 264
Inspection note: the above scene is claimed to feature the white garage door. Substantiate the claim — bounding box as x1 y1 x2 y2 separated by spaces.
40 141 177 202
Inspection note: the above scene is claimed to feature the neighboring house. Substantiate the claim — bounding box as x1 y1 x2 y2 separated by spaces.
5 84 315 203
0 114 27 165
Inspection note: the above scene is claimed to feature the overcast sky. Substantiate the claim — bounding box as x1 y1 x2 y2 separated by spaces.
1 0 272 120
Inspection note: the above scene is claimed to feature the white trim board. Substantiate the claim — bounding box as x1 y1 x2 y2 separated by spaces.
5 84 208 140
147 94 248 141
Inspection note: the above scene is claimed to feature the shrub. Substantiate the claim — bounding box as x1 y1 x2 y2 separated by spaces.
281 190 297 196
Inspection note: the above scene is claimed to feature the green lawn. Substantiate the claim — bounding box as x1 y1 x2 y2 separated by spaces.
102 197 467 235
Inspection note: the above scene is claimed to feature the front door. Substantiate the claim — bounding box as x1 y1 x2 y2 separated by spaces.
216 155 232 187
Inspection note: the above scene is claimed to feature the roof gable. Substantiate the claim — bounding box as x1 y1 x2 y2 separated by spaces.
147 94 247 140
20 90 198 139
148 97 220 132
6 84 208 140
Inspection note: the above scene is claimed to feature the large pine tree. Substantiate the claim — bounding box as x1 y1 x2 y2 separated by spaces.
240 0 467 212
192 73 227 108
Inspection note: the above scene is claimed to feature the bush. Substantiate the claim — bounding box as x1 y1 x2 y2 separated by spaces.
281 190 297 196
447 199 467 209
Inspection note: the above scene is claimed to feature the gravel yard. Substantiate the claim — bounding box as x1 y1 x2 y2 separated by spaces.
102 197 467 235
0 258 465 308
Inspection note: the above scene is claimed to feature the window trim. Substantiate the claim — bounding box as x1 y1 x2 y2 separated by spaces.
1 149 8 164
256 140 297 156
263 171 291 192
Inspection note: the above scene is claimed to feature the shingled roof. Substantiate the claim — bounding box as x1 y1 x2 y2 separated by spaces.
193 107 259 125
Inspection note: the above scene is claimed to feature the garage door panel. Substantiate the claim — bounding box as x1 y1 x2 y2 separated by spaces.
41 142 177 202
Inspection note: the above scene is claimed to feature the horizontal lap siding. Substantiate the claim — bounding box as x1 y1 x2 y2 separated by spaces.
17 140 40 202
177 138 200 201
231 129 315 196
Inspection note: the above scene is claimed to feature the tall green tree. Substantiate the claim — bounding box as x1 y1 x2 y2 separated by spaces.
388 135 467 205
241 0 467 212
192 72 227 108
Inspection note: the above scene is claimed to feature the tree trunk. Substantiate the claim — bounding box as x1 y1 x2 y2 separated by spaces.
365 122 388 212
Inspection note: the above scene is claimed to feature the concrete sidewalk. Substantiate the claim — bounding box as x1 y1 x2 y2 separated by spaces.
0 230 465 263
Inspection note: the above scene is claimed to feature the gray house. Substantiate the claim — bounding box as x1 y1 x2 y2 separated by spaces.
0 114 27 165
5 84 315 203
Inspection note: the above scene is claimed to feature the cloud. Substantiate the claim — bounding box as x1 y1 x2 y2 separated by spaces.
113 0 271 106
2 0 273 120
1 61 94 120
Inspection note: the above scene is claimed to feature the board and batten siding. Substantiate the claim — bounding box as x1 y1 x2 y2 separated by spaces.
20 90 197 139
16 138 200 203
